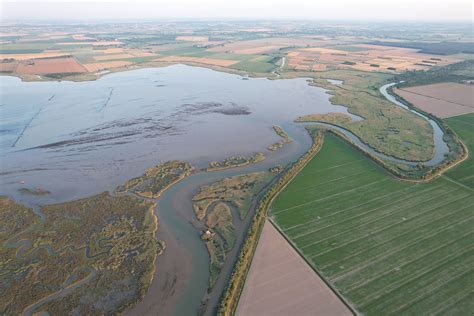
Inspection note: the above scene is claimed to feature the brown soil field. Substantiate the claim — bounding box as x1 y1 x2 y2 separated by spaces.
0 52 70 61
128 51 157 57
209 38 329 55
0 61 18 72
83 60 134 72
94 54 135 61
15 57 87 74
401 83 474 107
395 84 474 118
236 221 352 316
176 36 209 42
286 44 461 73
155 56 239 67
101 48 125 54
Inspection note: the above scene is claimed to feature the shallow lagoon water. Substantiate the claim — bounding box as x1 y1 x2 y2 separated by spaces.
0 65 354 315
0 64 354 203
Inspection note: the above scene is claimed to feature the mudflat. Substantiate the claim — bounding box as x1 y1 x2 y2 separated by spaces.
236 221 352 316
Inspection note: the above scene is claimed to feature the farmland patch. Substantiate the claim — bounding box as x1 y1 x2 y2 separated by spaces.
271 129 474 315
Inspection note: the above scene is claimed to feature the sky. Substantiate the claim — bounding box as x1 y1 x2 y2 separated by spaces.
1 0 473 22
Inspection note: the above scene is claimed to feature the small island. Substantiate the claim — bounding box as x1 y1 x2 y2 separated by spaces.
116 160 194 198
207 153 265 171
267 125 293 151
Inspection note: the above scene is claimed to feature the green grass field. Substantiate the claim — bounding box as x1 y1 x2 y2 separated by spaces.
271 114 474 315
0 43 54 54
230 60 276 73
445 113 474 189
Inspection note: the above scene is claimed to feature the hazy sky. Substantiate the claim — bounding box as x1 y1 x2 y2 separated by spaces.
1 0 473 22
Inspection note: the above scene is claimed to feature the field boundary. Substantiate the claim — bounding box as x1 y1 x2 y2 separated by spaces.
219 104 470 315
217 129 325 315
387 85 470 180
320 125 469 183
267 218 358 315
268 128 472 315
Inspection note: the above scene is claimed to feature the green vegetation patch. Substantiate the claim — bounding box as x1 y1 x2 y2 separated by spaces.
158 46 217 57
395 60 474 88
0 43 55 54
304 69 435 161
207 152 265 171
369 41 474 55
0 192 159 315
194 171 272 289
230 60 276 73
210 53 262 61
18 187 51 196
271 132 474 315
203 202 236 288
331 45 372 52
116 160 194 198
192 171 272 220
268 125 293 151
445 113 474 189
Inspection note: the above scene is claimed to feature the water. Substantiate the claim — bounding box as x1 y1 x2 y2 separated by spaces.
0 64 354 315
380 83 449 166
307 83 450 167
0 65 355 204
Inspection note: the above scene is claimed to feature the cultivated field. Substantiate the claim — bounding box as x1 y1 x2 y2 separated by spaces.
1 26 467 80
94 53 136 61
208 38 322 55
15 56 87 74
83 60 134 72
286 44 460 73
271 126 474 315
176 36 209 42
395 83 474 118
445 113 474 189
0 52 70 60
236 221 352 316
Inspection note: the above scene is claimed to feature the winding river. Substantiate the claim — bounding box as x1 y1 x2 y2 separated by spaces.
308 82 450 167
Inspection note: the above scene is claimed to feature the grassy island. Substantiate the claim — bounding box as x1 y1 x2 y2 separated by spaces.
192 171 272 289
116 160 194 198
268 125 293 151
207 153 265 171
193 171 271 221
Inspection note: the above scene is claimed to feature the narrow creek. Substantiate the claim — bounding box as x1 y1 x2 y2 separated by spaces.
127 123 313 316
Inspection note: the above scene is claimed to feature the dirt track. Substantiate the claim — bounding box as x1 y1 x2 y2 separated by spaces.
236 220 352 316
